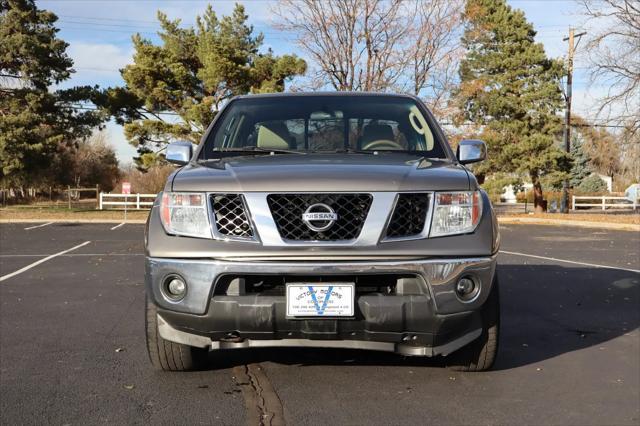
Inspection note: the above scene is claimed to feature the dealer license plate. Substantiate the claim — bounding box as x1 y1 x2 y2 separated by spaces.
286 283 355 317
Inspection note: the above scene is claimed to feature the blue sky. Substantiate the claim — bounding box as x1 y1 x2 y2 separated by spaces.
39 0 601 164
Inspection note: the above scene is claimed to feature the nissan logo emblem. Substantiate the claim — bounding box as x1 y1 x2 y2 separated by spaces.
301 203 338 232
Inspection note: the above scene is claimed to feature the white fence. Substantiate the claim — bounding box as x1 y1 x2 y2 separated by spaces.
98 193 640 211
493 202 529 214
572 195 639 211
99 193 156 210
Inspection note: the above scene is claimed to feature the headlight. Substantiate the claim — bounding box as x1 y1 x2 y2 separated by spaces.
430 191 482 237
159 192 212 238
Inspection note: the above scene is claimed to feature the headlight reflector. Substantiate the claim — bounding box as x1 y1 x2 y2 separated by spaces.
430 191 482 237
160 192 211 238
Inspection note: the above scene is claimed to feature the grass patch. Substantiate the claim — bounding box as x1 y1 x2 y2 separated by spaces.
505 213 640 225
0 207 150 221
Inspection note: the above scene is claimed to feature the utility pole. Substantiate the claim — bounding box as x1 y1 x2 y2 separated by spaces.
560 28 586 213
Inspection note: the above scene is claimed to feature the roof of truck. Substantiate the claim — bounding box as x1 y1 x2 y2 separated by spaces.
234 91 419 100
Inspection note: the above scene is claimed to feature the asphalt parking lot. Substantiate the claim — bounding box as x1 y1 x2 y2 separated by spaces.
0 222 638 425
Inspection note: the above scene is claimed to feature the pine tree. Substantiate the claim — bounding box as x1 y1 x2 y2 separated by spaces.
569 132 591 187
456 0 568 212
568 115 620 186
100 4 306 169
577 174 607 194
0 0 104 186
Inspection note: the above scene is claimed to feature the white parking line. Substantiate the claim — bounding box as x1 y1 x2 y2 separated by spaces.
0 253 143 257
500 250 640 274
0 241 92 283
0 253 144 258
110 223 125 230
24 222 53 230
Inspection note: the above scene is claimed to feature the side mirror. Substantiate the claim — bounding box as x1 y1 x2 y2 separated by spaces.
166 141 193 166
457 139 486 165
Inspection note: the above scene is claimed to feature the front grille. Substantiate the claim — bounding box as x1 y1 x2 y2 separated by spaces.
384 193 430 239
267 193 373 241
210 194 254 239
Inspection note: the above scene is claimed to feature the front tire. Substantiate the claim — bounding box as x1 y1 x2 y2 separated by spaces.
145 296 208 371
448 275 500 372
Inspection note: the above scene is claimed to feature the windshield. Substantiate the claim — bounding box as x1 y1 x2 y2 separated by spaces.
201 95 448 159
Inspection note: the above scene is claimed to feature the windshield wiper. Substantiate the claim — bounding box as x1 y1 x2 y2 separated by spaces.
213 146 306 155
351 149 446 160
316 148 379 155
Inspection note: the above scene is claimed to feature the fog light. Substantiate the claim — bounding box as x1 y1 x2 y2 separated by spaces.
455 276 478 301
164 275 187 300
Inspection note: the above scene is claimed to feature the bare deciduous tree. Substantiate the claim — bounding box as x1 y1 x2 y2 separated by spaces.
121 163 175 194
274 0 407 91
618 125 640 188
273 0 463 114
69 132 113 188
579 0 640 132
404 0 463 114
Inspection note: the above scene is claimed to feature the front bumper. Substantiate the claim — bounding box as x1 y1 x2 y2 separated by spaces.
146 255 497 356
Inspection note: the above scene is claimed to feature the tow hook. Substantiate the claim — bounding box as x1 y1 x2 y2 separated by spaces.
221 332 244 343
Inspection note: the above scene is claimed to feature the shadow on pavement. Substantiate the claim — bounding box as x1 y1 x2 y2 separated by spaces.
203 264 639 371
494 264 638 370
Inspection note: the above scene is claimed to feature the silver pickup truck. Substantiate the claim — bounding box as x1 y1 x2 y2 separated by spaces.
144 92 500 372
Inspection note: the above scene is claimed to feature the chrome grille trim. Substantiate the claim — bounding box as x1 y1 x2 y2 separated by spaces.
267 193 373 241
244 192 397 247
208 194 259 243
382 193 433 241
380 191 435 243
215 192 435 246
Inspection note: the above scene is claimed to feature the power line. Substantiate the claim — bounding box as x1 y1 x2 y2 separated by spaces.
57 19 294 36
53 12 572 35
69 104 181 116
57 17 569 37
58 14 159 24
44 105 630 129
39 0 604 2
440 121 624 129
57 23 296 40
60 26 157 36
59 19 160 29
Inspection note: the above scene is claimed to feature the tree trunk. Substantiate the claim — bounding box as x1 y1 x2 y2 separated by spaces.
530 172 546 213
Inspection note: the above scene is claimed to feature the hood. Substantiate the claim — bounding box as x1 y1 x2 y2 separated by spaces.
171 153 471 192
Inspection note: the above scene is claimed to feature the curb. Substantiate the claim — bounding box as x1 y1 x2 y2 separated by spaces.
498 217 640 231
0 219 147 224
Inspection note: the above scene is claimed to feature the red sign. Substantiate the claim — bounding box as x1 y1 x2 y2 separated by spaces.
121 182 131 195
